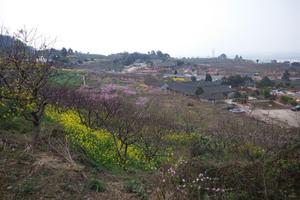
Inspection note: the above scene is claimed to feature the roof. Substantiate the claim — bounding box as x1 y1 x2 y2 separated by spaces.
168 82 196 95
161 83 169 90
167 81 234 100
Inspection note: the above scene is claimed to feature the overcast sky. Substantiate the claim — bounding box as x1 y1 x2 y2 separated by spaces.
1 0 300 58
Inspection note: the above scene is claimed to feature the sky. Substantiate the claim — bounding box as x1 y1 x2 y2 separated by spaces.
0 0 300 58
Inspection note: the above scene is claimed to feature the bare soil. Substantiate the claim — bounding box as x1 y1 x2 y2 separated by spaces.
250 109 300 128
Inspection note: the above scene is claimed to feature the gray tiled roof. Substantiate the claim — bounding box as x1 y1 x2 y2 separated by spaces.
167 81 233 100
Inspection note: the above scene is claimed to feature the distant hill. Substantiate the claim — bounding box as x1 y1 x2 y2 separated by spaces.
3 34 297 73
0 35 24 54
0 35 14 52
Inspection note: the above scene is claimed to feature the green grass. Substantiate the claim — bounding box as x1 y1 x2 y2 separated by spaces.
50 70 84 88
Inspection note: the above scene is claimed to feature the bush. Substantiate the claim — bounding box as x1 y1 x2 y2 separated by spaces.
123 179 147 199
16 178 35 198
187 102 194 107
164 133 198 145
233 92 248 103
0 108 32 133
159 150 300 200
261 88 271 98
87 178 106 192
257 76 274 88
280 95 296 105
190 135 223 157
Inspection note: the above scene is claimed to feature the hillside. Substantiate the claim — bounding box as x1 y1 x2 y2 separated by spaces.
1 29 300 200
0 128 149 200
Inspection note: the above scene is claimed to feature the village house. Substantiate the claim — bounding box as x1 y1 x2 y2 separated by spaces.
165 80 234 102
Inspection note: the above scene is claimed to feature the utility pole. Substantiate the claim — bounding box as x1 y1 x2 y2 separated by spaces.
212 48 215 58
82 74 86 86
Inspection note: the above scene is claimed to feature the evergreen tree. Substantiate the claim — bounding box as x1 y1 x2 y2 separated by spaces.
205 73 212 82
67 48 74 55
281 70 290 81
61 47 67 57
195 86 204 96
258 76 274 88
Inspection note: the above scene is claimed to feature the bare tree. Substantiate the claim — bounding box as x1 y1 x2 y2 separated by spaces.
59 87 137 165
0 28 56 143
137 102 174 161
61 88 175 166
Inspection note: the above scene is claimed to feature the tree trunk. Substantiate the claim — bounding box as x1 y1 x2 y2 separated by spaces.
32 112 41 145
32 122 41 145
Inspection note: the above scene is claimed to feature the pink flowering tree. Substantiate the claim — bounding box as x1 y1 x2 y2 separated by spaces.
51 84 174 166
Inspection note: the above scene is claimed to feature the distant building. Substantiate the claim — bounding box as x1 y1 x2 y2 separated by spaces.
153 60 176 67
196 75 224 81
129 62 147 67
166 80 234 101
163 73 191 79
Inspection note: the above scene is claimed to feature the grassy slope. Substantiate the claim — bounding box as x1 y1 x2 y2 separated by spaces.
0 125 155 200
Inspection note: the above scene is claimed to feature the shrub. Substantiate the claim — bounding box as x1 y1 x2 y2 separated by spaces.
158 159 228 200
16 178 35 198
123 179 147 199
257 76 274 88
164 133 198 145
195 86 204 96
87 178 106 192
190 135 223 157
261 88 271 98
187 102 194 107
280 95 295 105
